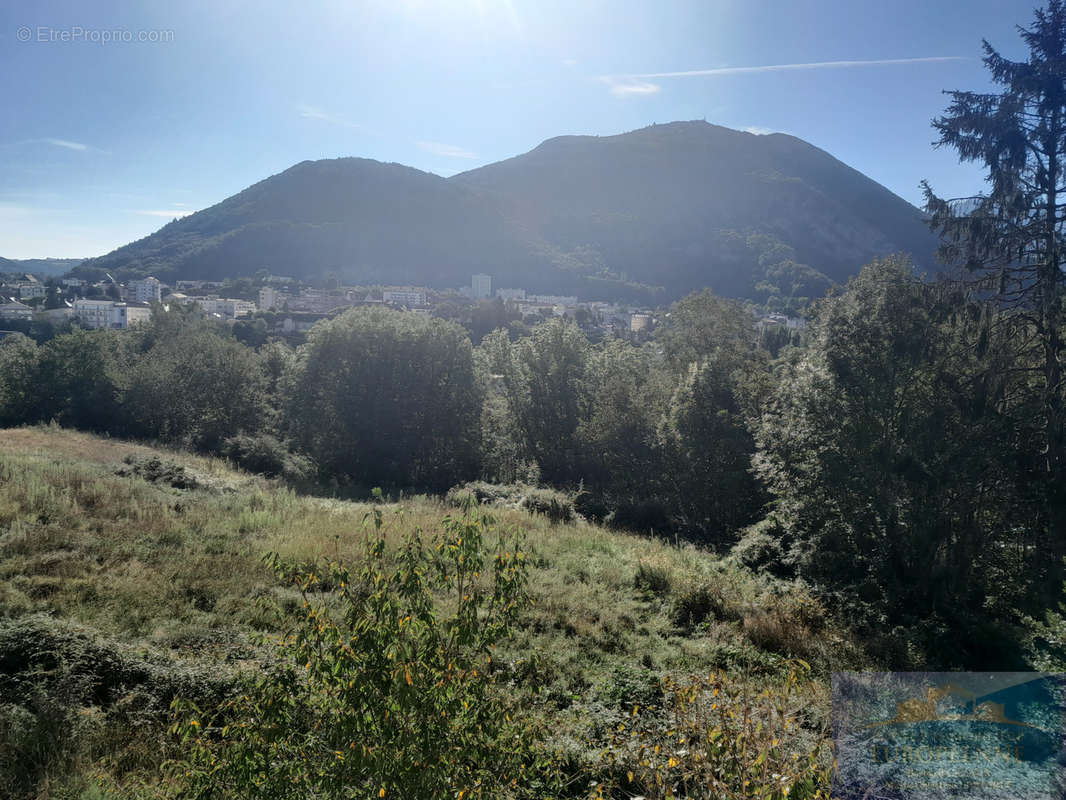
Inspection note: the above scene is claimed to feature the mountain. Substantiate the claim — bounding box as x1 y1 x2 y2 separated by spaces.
75 122 938 303
1 257 87 277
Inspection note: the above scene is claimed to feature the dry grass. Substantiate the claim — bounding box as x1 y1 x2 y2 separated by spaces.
0 425 860 798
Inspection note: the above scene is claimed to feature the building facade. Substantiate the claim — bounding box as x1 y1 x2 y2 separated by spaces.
73 299 151 330
382 289 427 307
0 301 33 321
472 273 492 299
128 277 163 304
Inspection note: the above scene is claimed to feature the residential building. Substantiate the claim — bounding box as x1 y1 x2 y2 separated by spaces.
496 288 526 301
756 314 807 332
184 296 256 319
630 313 653 332
128 276 163 304
382 289 427 307
529 294 578 305
258 286 286 311
16 283 46 300
472 273 492 299
73 299 114 329
73 299 151 329
285 294 351 313
0 300 33 321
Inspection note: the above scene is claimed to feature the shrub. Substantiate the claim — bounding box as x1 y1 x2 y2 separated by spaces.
671 580 739 629
594 663 831 800
221 433 316 483
0 615 232 798
520 487 576 524
634 562 672 597
0 693 88 800
445 482 578 525
742 590 827 660
0 615 232 712
730 518 793 578
114 455 209 492
445 481 523 508
171 507 557 799
595 664 663 711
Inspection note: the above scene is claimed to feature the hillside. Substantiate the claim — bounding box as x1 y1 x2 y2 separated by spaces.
76 159 558 294
0 426 848 798
452 121 937 298
0 257 86 277
74 122 937 302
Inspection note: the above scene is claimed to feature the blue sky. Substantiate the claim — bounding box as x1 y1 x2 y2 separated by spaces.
0 0 1037 258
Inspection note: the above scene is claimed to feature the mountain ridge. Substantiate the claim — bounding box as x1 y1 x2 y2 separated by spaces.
73 121 938 304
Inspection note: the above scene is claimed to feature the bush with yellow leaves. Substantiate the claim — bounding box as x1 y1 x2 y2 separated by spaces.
170 504 553 799
592 662 832 800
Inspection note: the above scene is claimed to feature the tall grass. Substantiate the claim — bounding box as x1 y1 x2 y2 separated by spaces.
0 426 856 798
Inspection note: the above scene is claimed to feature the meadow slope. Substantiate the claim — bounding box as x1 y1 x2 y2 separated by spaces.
0 426 857 798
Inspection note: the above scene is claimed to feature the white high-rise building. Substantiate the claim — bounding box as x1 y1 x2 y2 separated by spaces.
472 273 492 299
129 277 163 304
259 286 286 310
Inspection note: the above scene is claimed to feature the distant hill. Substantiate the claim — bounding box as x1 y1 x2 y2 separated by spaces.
1 257 86 277
75 122 938 303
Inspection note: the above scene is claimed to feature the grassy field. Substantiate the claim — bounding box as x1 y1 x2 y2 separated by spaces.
0 425 858 798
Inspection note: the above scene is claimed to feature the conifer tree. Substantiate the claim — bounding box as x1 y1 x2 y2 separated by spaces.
923 2 1066 484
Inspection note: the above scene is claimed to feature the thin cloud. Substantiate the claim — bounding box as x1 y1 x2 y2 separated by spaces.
601 78 662 97
602 56 966 96
743 126 775 135
132 208 195 218
297 104 363 130
42 138 89 151
0 204 55 217
416 141 477 159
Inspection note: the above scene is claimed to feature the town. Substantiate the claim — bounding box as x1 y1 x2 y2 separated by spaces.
0 270 804 342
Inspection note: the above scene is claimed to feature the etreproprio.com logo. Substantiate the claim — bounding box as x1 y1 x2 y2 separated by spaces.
16 26 175 44
832 672 1066 800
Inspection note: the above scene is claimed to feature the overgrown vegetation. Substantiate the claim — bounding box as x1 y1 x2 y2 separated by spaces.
7 5 1066 795
0 428 840 798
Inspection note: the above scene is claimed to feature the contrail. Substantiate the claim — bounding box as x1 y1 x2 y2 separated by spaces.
616 56 965 80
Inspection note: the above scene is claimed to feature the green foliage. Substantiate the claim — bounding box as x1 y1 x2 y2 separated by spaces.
0 335 40 427
520 487 577 524
729 518 793 578
221 433 315 483
634 562 672 597
445 482 577 524
754 257 1036 661
923 1 1066 577
491 318 591 484
578 339 671 505
35 328 134 432
170 507 551 799
656 289 758 374
284 307 480 491
480 302 770 545
593 663 830 800
125 328 269 451
0 615 232 799
658 360 765 542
